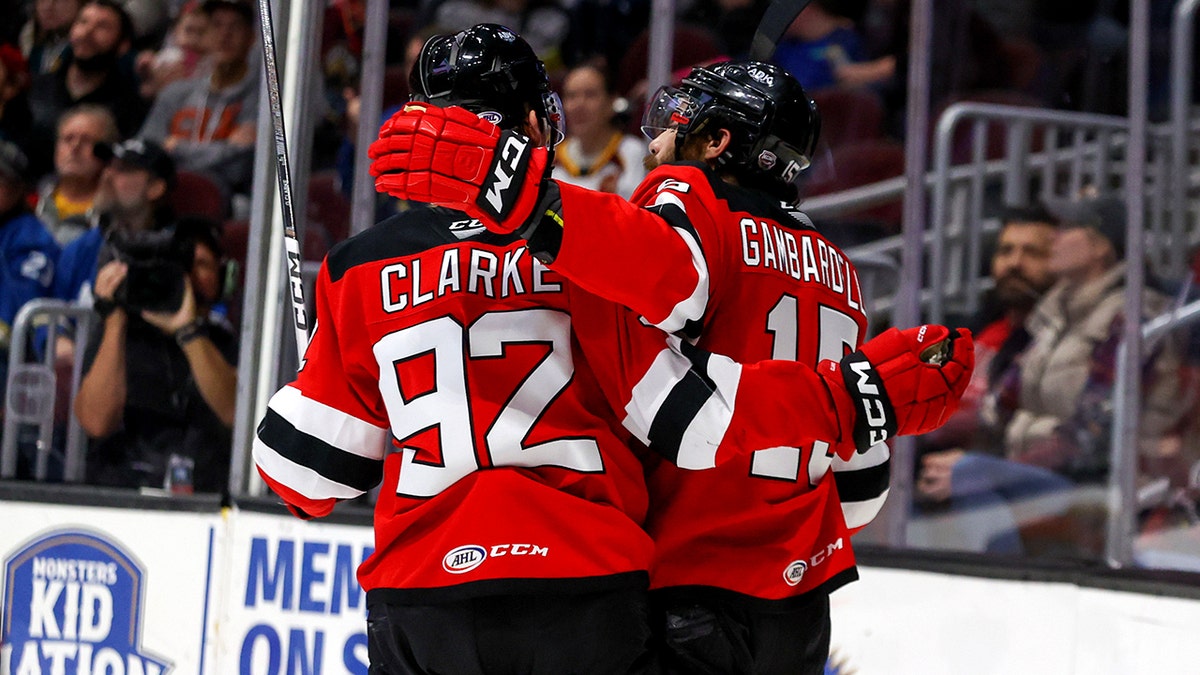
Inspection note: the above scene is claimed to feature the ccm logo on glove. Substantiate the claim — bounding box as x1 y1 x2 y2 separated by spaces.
841 353 896 448
478 131 532 220
829 324 974 454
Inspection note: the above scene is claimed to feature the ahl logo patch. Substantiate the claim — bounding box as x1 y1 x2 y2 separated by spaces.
443 545 487 574
477 111 504 125
1 528 170 674
783 559 808 586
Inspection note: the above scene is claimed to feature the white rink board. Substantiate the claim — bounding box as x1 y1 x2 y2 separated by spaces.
0 501 221 675
830 566 1200 674
6 497 1200 674
216 510 374 675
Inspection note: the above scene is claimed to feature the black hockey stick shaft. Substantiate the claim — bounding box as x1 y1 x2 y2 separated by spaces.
748 0 815 61
256 0 311 360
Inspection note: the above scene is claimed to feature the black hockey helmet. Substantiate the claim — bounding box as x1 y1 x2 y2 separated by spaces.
641 60 820 203
409 23 565 146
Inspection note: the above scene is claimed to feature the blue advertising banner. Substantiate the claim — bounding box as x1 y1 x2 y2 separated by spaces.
222 512 374 675
1 528 171 674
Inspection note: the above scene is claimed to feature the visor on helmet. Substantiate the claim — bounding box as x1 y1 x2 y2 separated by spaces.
640 86 702 140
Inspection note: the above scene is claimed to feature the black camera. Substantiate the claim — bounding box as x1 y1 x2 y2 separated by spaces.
108 227 189 313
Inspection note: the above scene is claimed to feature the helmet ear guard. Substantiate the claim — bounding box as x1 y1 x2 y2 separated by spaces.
541 91 566 146
648 60 821 203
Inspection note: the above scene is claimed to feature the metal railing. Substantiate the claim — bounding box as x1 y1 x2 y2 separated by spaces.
1 300 97 482
1109 295 1200 567
827 102 1200 326
1170 0 1200 282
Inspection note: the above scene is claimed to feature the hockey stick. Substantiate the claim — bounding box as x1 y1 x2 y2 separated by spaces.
255 0 310 359
748 0 815 61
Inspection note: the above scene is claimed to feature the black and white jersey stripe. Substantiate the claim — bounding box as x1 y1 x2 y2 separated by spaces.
833 440 890 529
643 197 711 337
253 385 389 500
622 335 742 470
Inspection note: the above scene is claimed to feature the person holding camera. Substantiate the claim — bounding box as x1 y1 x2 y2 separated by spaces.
53 136 173 306
72 150 236 494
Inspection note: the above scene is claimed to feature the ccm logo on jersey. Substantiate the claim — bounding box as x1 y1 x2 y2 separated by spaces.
782 538 846 586
442 542 550 574
479 131 532 218
841 352 897 449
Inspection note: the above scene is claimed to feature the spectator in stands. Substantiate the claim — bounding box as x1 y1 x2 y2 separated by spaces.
134 0 208 100
335 26 440 213
918 196 1189 556
139 0 257 199
321 0 364 114
26 0 146 178
0 43 33 149
1006 196 1185 484
1028 0 1128 115
34 104 119 245
0 140 59 357
74 199 235 494
19 0 82 75
53 137 174 308
552 61 645 199
918 206 1059 464
860 0 1009 137
914 206 1064 552
773 0 891 92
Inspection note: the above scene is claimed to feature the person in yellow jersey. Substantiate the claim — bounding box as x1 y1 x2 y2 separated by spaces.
551 60 645 199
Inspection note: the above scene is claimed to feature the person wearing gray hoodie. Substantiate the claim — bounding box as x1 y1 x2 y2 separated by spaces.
137 0 256 200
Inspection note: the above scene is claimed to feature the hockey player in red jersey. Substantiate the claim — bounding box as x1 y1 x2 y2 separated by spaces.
369 58 974 674
255 26 657 674
257 25 970 674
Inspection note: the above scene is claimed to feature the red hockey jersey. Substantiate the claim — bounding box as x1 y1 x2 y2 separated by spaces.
252 204 873 603
253 210 654 600
553 163 891 604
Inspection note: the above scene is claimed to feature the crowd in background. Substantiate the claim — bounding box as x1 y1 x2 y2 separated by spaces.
1 0 1198 562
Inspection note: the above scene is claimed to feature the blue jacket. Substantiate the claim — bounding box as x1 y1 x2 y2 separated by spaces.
53 226 104 304
774 27 866 91
1 209 59 334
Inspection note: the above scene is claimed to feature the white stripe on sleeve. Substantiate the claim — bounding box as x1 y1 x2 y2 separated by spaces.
674 351 742 469
622 342 693 445
269 385 389 460
252 436 367 500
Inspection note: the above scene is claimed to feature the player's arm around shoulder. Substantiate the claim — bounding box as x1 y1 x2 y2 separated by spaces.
545 164 717 332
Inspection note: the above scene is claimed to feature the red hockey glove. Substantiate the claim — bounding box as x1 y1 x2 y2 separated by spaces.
829 325 974 452
369 103 552 234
